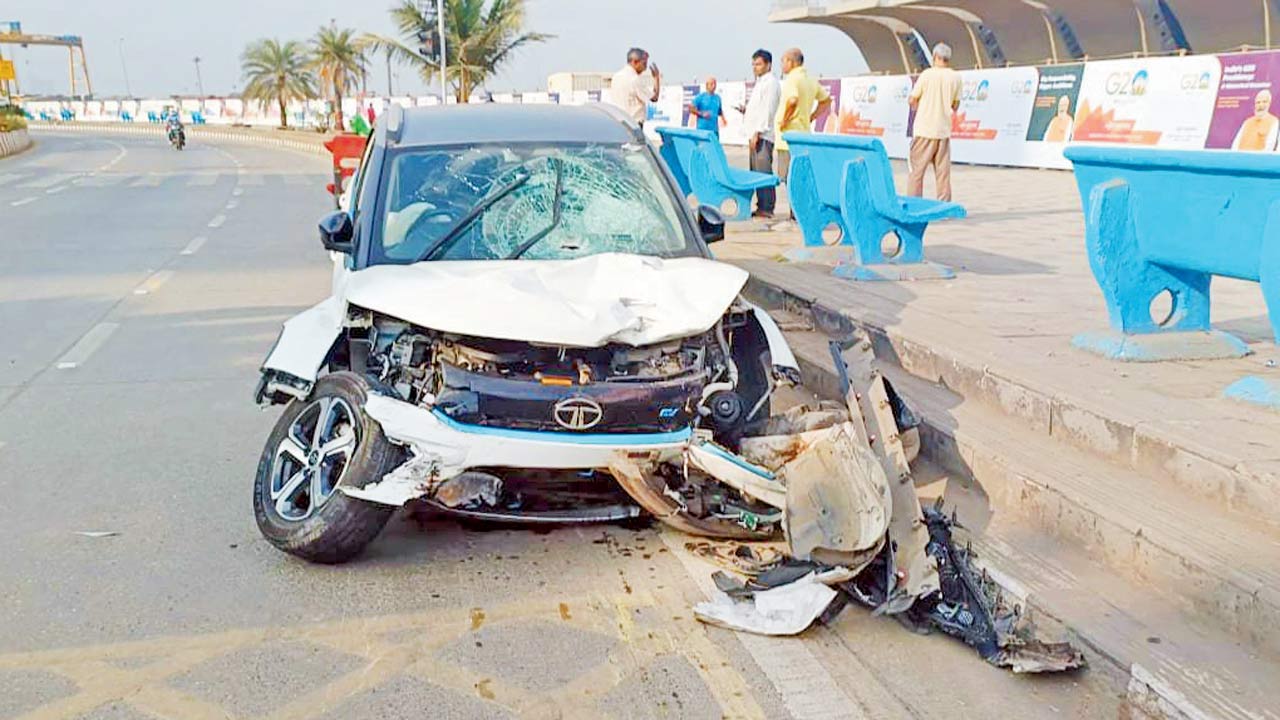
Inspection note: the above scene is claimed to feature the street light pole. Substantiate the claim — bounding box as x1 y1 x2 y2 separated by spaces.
193 56 204 115
117 39 132 98
436 0 447 103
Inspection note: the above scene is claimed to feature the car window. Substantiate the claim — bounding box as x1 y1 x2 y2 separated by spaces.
372 143 693 264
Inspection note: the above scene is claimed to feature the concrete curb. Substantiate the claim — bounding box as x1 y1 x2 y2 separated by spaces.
28 121 330 157
0 128 33 159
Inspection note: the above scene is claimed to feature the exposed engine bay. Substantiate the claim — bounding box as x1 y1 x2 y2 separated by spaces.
337 303 774 442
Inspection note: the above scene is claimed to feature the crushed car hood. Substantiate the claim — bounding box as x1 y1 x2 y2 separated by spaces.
343 252 749 347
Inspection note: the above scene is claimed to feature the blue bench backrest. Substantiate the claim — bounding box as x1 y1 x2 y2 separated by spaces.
784 133 899 213
656 127 722 191
1066 146 1279 282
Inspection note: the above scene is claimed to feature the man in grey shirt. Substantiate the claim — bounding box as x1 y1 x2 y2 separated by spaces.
739 49 781 218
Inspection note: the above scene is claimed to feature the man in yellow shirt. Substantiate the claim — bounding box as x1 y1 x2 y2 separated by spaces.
775 48 832 186
908 44 963 201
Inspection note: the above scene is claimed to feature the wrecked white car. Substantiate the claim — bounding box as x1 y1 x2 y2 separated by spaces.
250 104 1084 672
253 104 811 563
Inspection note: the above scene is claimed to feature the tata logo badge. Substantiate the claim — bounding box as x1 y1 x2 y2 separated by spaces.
553 397 604 431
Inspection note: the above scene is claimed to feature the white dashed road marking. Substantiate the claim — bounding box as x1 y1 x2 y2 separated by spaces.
180 237 207 256
225 200 239 210
232 187 244 197
132 270 175 295
55 323 120 370
10 197 37 207
76 175 127 187
207 214 226 229
19 173 75 189
0 173 23 187
45 186 67 195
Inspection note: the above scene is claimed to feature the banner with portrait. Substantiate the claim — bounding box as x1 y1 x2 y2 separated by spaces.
1207 51 1280 151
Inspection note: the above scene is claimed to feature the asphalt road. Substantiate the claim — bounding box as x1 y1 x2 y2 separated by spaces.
0 131 1125 720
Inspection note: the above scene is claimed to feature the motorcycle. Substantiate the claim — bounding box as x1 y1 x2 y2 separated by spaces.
168 125 186 151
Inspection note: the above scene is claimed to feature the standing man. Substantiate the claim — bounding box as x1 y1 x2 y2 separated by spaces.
739 49 780 218
688 77 726 136
775 48 831 216
609 48 662 126
907 43 963 201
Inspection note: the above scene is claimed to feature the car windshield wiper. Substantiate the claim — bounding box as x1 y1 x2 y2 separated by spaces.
507 159 565 260
417 169 533 262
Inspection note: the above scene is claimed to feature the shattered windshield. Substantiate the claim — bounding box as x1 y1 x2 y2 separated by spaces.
373 143 694 263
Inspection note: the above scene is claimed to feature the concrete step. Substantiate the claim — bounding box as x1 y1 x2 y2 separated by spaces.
740 263 1280 532
774 326 1280 720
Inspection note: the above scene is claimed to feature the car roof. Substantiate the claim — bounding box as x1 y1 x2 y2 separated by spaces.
390 103 642 147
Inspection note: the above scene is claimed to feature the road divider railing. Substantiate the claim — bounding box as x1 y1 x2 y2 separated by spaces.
0 128 33 159
27 121 330 157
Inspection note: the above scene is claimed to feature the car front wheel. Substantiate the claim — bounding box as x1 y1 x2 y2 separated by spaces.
253 372 400 563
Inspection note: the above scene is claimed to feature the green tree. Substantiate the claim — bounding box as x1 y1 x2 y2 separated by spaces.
311 26 365 131
361 0 552 103
240 39 317 129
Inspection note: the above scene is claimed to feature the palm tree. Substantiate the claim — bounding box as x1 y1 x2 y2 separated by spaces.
311 26 365 131
361 0 552 103
240 39 317 129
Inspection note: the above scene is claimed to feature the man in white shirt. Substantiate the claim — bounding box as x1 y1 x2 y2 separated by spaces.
608 47 661 126
738 49 781 218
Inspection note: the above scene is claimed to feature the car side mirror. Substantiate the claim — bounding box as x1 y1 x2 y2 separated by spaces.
697 205 726 244
319 210 354 254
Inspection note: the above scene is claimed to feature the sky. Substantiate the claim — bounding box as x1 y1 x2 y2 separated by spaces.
1 0 867 99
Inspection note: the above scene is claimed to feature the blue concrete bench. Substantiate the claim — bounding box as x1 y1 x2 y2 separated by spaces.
1066 146 1279 358
1066 145 1280 409
655 126 778 221
782 133 966 281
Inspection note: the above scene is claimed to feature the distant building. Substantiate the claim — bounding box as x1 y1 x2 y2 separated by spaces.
547 72 612 96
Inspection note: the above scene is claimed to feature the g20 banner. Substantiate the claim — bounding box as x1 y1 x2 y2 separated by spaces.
836 75 912 157
1072 56 1221 148
949 66 1040 165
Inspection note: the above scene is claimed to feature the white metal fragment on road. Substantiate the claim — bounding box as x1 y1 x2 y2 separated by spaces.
55 322 120 370
694 572 838 636
72 531 120 538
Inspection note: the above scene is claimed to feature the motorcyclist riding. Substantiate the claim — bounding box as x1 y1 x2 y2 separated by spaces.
165 110 186 150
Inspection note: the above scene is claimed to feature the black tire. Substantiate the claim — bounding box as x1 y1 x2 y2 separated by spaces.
253 372 400 563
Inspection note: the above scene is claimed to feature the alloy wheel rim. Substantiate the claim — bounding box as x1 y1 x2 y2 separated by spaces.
269 397 358 521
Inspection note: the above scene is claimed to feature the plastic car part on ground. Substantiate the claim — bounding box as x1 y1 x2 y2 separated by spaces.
680 337 1085 674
